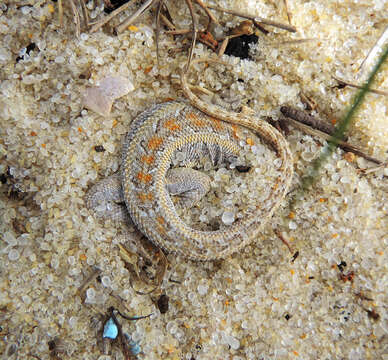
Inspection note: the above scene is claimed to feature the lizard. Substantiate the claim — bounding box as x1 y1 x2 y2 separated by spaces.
86 59 294 261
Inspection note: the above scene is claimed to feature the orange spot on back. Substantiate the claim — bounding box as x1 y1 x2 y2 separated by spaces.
232 124 240 139
210 117 224 130
138 192 154 202
164 118 181 132
156 216 165 225
187 112 206 127
137 172 152 183
141 155 155 165
147 136 163 150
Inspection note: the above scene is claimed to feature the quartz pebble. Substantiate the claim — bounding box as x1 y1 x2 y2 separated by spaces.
8 249 20 261
222 211 235 226
83 76 134 116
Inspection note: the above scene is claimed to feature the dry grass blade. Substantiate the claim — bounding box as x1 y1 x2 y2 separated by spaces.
207 4 297 32
357 26 388 74
333 76 388 97
194 0 218 25
116 0 156 34
77 267 102 297
280 106 336 135
78 0 89 29
282 116 382 165
155 0 165 67
283 0 292 24
89 0 134 33
58 0 63 26
185 0 198 72
118 243 168 295
70 0 81 38
358 161 388 175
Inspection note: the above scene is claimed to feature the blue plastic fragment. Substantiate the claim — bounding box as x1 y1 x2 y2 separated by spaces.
103 318 118 339
130 343 141 355
124 333 141 355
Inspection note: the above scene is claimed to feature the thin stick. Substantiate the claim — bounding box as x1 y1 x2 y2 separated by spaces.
167 28 217 51
278 38 319 45
78 0 89 29
281 116 382 165
185 0 198 72
166 28 192 35
89 0 135 33
358 161 388 175
357 26 388 74
77 267 102 296
116 0 156 34
70 0 81 38
333 76 388 97
283 0 292 24
194 0 219 25
280 106 336 136
160 13 176 31
274 229 293 254
58 0 63 27
207 4 297 32
155 0 165 68
300 92 318 111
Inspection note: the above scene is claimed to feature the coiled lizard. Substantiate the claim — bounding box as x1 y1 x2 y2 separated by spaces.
86 61 293 261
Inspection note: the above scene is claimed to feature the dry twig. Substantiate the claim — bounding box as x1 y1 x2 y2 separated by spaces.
207 4 297 32
357 26 388 75
281 115 383 165
274 229 293 254
116 0 156 34
333 76 388 97
89 0 135 33
280 106 335 135
283 0 292 25
358 161 388 175
69 0 81 38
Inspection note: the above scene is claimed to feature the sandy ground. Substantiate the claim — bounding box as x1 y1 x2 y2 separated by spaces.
0 1 387 359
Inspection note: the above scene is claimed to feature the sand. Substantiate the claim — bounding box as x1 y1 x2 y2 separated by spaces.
0 1 387 359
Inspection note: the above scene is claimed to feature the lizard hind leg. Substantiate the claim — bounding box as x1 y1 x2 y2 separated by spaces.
166 167 211 209
86 173 130 223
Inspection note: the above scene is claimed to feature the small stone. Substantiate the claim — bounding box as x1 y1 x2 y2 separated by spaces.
157 294 169 314
101 275 111 287
94 145 105 152
288 221 297 230
235 165 251 173
227 335 240 350
222 211 235 225
86 287 95 300
8 248 20 261
197 283 208 295
103 318 118 339
83 76 134 116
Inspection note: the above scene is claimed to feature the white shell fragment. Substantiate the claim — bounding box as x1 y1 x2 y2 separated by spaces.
83 76 134 116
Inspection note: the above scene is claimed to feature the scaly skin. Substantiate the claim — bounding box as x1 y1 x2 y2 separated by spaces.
87 60 294 261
